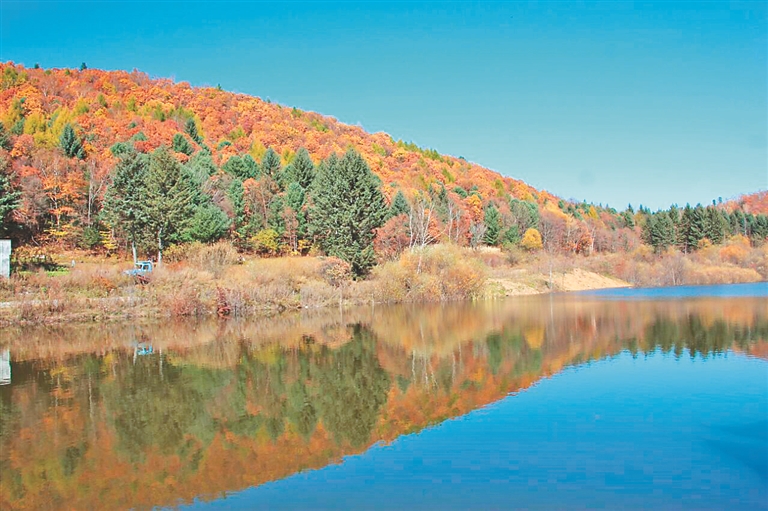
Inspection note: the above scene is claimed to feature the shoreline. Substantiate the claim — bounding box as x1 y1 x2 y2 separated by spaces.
0 243 765 328
2 272 764 329
0 267 632 327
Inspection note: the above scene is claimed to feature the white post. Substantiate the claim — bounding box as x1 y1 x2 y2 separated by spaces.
0 240 10 279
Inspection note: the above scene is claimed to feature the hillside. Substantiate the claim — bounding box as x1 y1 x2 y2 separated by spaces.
0 62 766 272
0 63 548 209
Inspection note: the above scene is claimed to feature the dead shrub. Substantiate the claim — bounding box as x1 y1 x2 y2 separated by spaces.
246 281 298 310
746 245 768 278
503 246 526 266
476 247 506 268
320 258 352 287
164 241 241 277
150 267 215 317
685 264 761 285
373 245 486 302
299 281 338 309
189 242 240 273
632 244 655 263
165 288 206 317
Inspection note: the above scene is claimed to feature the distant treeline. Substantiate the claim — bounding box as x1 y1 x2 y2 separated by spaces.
638 203 767 253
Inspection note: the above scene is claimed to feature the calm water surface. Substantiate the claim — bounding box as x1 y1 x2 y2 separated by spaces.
0 284 766 510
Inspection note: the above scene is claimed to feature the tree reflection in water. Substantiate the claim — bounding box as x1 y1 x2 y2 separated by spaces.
0 296 765 510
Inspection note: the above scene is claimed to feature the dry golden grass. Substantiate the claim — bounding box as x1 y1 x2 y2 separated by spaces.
0 237 764 326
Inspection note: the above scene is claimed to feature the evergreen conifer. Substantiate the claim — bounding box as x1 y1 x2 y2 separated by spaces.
309 150 387 276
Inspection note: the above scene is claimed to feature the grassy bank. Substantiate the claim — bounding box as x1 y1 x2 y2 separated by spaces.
489 235 766 296
0 239 765 326
0 243 483 326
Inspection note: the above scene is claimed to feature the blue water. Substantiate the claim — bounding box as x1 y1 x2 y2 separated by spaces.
577 281 767 299
188 350 768 510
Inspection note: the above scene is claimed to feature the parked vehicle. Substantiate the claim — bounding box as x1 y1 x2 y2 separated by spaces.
124 261 153 283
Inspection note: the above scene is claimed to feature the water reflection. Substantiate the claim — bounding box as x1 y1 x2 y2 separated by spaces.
0 349 9 385
0 295 766 510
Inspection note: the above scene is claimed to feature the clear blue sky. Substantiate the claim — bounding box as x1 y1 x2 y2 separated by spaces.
2 1 766 210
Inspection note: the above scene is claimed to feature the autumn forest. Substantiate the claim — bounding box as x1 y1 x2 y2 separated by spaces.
0 62 766 292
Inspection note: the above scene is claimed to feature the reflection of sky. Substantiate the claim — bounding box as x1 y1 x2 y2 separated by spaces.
577 281 768 299
186 350 768 510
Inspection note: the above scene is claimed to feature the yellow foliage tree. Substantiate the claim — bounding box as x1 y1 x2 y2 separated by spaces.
100 229 118 253
521 228 543 251
252 228 281 256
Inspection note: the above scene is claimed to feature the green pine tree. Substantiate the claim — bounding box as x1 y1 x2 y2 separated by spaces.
388 190 409 218
621 210 635 229
261 147 282 180
285 182 305 212
0 122 12 151
281 147 315 189
704 206 727 245
509 199 539 233
185 204 230 243
679 204 706 251
751 214 768 243
483 203 501 246
102 149 149 264
285 182 308 240
309 149 387 276
0 170 20 237
646 211 676 253
222 154 259 180
185 151 217 180
730 210 747 236
228 178 246 230
267 194 285 234
59 124 85 159
501 225 520 246
184 117 203 144
145 147 196 264
172 133 194 156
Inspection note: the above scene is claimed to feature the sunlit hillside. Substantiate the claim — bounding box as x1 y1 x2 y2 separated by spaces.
0 63 548 212
0 62 765 267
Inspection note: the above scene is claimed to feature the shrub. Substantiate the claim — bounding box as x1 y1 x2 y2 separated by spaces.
719 236 750 265
11 246 59 272
252 229 281 256
502 245 525 266
374 214 409 261
299 281 338 308
374 245 486 302
163 241 240 276
80 226 101 250
320 258 352 287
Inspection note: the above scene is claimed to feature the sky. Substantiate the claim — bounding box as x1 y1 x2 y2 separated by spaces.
1 1 766 210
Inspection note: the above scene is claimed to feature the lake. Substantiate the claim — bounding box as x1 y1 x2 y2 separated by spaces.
0 283 766 510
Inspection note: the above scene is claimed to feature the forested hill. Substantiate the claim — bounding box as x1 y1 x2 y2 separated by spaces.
0 63 766 273
0 62 549 214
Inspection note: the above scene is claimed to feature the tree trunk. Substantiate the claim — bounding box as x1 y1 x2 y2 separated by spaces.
549 257 553 289
157 228 163 266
